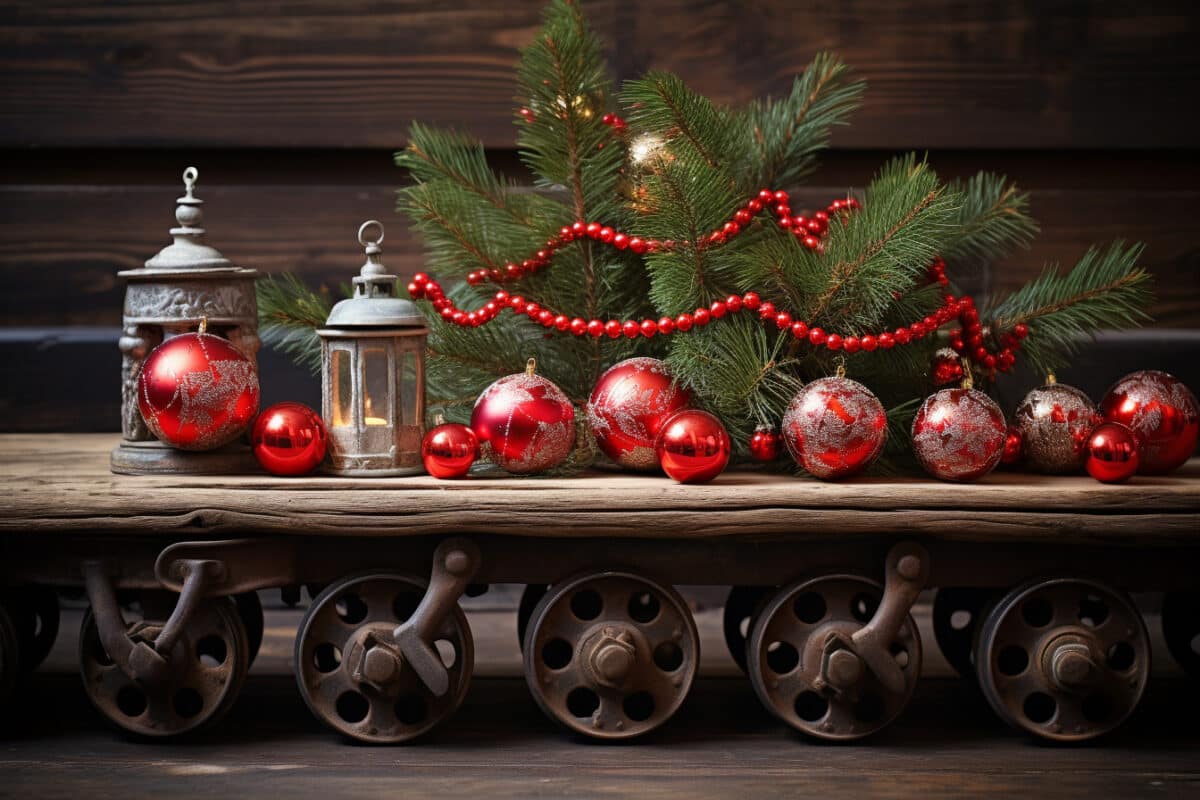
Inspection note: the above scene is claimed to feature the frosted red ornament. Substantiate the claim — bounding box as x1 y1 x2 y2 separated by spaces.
587 357 692 470
1084 421 1140 483
421 422 478 479
251 402 326 476
470 358 576 474
1014 379 1100 474
930 347 965 388
137 331 260 451
1100 370 1199 475
782 375 887 480
911 388 1006 481
1000 424 1023 466
654 409 731 483
748 427 781 462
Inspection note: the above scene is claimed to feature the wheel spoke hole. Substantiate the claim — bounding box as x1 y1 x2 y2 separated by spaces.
794 691 828 722
653 641 684 672
115 685 147 718
173 688 204 719
1078 593 1109 628
854 691 884 723
766 640 800 675
542 638 573 670
336 690 369 723
1082 693 1112 723
850 592 879 624
1023 691 1057 724
793 592 827 624
1021 596 1053 628
623 691 655 722
313 642 342 673
628 592 661 624
395 693 427 726
392 591 422 622
569 590 603 622
435 639 457 669
997 645 1029 677
1106 641 1136 672
196 635 227 668
335 593 368 625
566 687 600 718
950 610 972 631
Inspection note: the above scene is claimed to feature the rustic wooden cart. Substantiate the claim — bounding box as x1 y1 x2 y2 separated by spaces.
1 434 1197 745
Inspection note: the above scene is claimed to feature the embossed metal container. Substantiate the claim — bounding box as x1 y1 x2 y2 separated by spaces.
110 167 260 475
317 221 427 476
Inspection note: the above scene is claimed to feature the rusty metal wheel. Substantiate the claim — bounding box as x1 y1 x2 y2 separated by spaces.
4 585 59 674
1162 592 1200 677
723 586 769 674
234 591 264 668
523 571 699 740
0 603 18 711
78 594 249 738
747 574 922 740
974 578 1150 742
516 584 549 652
295 573 473 744
932 587 995 679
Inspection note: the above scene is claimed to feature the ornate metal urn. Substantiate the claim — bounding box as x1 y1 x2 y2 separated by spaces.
110 167 261 475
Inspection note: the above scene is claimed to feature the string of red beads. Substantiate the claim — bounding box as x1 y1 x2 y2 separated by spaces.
408 190 1028 375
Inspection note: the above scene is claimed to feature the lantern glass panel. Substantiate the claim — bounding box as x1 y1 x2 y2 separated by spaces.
331 348 354 428
399 348 419 426
362 346 392 427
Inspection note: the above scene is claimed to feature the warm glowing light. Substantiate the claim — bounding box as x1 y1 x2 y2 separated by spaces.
365 416 389 426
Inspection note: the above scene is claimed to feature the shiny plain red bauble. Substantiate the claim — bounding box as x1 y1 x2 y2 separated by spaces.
1000 424 1023 466
1014 381 1100 474
911 388 1006 481
1084 421 1140 483
654 409 731 483
587 357 692 470
250 402 327 476
748 428 781 462
421 423 478 479
781 376 887 480
138 332 260 450
1100 370 1199 475
471 365 576 474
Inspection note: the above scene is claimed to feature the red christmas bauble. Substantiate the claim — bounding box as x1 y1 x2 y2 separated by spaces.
930 347 965 388
911 388 1006 481
421 423 478 479
1084 421 1140 483
782 376 887 480
1000 424 1023 466
654 409 731 483
1100 370 1199 475
251 402 327 476
1014 381 1100 474
470 361 576 474
138 332 260 450
748 428 781 462
587 357 692 470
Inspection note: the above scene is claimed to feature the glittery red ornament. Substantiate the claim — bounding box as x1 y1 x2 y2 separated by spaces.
250 402 327 476
748 428 781 462
421 422 478 479
1014 380 1100 474
930 347 965 388
1084 421 1140 483
1000 424 1023 466
654 409 731 483
138 331 259 450
1100 370 1199 475
781 376 887 480
470 359 576 474
587 357 692 470
911 388 1006 481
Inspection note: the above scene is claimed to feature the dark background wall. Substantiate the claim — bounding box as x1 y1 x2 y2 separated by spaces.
1 1 1198 430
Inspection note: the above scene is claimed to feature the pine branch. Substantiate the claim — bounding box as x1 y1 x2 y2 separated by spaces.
940 171 1039 267
256 274 339 374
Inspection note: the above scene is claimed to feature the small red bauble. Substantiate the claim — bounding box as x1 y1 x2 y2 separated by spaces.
586 357 693 470
470 359 576 474
911 388 1006 481
1084 421 1140 483
250 402 327 476
421 422 479 479
781 376 887 480
138 331 260 450
930 347 965 388
1000 424 1023 466
654 409 731 483
1100 370 1199 475
748 428 781 462
1014 380 1100 474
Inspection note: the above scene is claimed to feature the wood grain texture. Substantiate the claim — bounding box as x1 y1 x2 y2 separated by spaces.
1 434 1197 542
0 1 1197 150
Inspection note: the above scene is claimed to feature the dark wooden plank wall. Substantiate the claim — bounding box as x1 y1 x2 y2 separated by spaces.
1 1 1198 431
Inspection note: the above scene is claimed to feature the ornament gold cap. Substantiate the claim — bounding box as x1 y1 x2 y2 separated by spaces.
526 357 538 376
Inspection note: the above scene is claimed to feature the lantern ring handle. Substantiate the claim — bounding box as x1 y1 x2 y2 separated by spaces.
358 220 385 248
182 166 198 189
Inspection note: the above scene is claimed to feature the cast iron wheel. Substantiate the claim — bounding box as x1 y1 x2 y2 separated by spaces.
78 594 250 738
523 570 699 740
974 578 1150 743
1161 592 1200 677
517 584 549 652
295 573 473 744
0 603 19 711
234 591 264 668
723 586 770 675
932 587 994 679
747 574 922 741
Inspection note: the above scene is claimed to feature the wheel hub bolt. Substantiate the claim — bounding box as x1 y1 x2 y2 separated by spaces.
588 626 636 687
825 648 863 690
1050 642 1096 688
363 646 400 685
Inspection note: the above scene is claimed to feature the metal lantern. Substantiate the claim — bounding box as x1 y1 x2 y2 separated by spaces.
111 167 260 475
318 221 428 476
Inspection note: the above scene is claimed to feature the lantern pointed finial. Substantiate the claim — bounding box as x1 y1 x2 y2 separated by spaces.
144 165 233 270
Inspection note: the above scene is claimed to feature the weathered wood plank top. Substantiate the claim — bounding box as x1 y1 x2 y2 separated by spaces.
2 435 1199 543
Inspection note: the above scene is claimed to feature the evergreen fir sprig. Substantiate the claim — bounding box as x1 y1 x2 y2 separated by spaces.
257 274 338 374
621 71 742 171
941 171 1039 268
